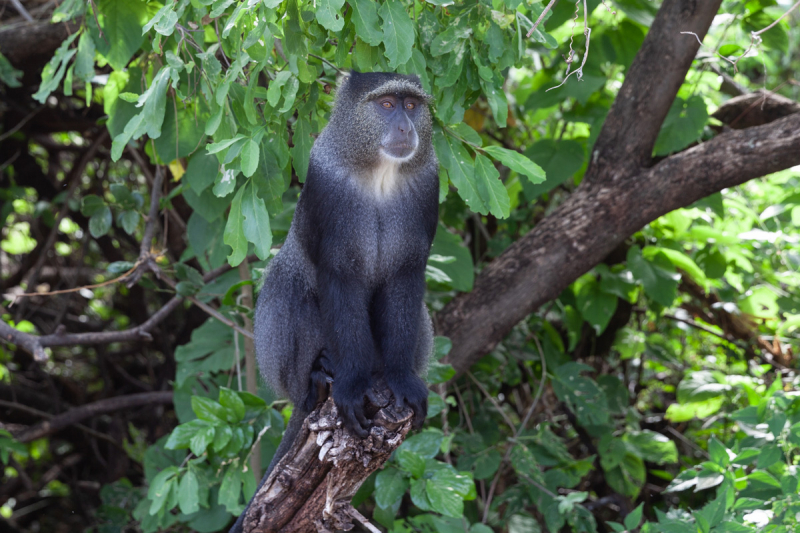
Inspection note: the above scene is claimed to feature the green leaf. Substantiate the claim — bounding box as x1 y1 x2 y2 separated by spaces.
399 429 444 459
178 471 200 515
74 31 96 83
396 450 426 478
165 419 209 449
483 145 545 185
576 278 618 335
316 0 345 31
379 2 414 69
654 96 708 156
223 185 248 267
218 463 243 514
374 468 409 509
349 0 382 46
522 139 584 198
189 425 215 456
291 117 314 182
628 246 680 307
219 387 246 423
625 430 678 464
434 132 483 213
191 396 227 423
642 246 707 287
241 182 273 261
624 502 644 530
430 24 472 57
207 135 246 155
426 477 464 518
117 210 140 234
33 32 79 103
757 443 782 469
89 206 113 237
97 0 149 71
186 152 220 194
138 66 171 140
473 154 510 218
240 140 260 178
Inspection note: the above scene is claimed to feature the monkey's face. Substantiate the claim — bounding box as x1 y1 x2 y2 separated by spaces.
373 94 422 162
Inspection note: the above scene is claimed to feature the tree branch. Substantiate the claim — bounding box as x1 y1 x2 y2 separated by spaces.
12 391 173 443
439 112 800 376
589 0 722 181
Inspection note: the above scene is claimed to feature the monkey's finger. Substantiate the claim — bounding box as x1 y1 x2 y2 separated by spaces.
341 406 369 438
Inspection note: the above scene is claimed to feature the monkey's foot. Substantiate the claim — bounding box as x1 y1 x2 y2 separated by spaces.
385 372 428 429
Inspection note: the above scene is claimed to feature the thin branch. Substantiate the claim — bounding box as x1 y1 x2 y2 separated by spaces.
12 391 173 443
526 0 558 38
467 371 517 437
22 130 109 298
8 0 34 22
0 400 120 448
0 105 43 142
157 270 255 340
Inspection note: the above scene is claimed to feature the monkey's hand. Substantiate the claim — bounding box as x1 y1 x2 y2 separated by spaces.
386 373 428 429
333 376 372 438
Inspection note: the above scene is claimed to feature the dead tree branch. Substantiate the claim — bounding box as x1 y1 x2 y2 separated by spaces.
244 386 412 533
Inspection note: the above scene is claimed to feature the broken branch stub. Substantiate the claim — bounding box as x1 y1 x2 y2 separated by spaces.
244 387 413 533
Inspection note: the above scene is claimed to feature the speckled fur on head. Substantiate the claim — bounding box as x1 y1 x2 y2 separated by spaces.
317 71 435 174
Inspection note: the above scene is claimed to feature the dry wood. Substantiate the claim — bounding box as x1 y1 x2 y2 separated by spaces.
244 386 413 533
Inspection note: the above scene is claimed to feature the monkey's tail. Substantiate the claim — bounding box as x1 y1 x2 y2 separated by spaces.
228 409 308 533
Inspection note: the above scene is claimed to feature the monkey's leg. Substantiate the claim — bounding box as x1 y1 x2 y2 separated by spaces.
302 348 335 412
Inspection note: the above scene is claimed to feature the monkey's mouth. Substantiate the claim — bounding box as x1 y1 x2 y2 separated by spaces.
381 143 416 160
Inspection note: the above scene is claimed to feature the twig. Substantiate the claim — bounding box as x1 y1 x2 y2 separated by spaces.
0 105 43 142
482 336 549 523
526 0 558 38
349 507 381 533
0 400 120 448
683 0 800 73
9 0 33 22
3 255 254 360
21 131 109 300
547 0 591 91
467 371 517 436
157 271 255 340
12 391 173 443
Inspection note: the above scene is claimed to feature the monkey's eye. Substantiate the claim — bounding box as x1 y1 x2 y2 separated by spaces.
381 101 393 109
405 102 416 110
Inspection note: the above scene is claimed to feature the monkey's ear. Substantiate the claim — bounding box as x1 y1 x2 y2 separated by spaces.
337 70 353 87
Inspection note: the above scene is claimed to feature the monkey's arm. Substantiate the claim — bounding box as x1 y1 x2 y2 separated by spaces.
317 264 376 437
373 265 429 427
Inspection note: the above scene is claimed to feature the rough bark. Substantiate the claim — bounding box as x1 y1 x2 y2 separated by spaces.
437 0 800 376
244 387 412 533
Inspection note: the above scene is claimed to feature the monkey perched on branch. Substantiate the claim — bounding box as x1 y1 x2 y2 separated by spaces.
229 71 438 533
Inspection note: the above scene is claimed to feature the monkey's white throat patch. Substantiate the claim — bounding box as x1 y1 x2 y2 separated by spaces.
366 158 402 200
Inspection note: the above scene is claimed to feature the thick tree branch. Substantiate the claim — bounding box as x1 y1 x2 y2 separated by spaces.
439 112 800 376
589 0 721 181
12 391 173 443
